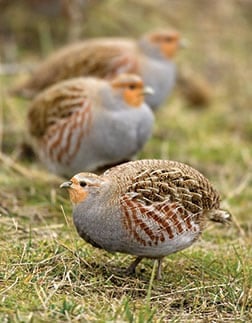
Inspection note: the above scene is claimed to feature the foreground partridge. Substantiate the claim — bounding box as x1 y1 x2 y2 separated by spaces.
13 29 182 110
28 74 154 176
60 159 231 279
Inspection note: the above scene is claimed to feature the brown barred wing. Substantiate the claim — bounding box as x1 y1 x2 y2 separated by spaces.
28 78 90 138
119 166 216 246
40 102 92 165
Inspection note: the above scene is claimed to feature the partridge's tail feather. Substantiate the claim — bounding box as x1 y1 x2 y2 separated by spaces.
207 209 232 224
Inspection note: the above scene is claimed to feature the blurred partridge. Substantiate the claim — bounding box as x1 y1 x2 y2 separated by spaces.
28 74 154 176
60 159 231 279
13 29 182 110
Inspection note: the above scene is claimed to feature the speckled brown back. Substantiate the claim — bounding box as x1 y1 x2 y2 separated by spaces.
14 39 138 97
104 159 220 213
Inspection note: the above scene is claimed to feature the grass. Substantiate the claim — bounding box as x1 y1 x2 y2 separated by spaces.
0 0 252 322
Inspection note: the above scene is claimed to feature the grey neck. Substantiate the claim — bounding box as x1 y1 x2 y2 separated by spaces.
138 38 168 61
99 85 127 111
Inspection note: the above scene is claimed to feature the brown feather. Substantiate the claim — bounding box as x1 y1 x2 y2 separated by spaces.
28 78 90 137
14 39 139 98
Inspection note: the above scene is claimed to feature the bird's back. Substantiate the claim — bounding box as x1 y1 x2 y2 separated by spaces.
12 38 138 98
104 159 220 211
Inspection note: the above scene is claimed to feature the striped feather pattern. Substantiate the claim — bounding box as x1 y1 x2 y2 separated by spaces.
41 101 92 165
121 195 200 247
112 161 221 248
28 79 89 138
107 160 220 212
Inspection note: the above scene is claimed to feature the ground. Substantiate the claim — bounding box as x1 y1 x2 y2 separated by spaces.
0 0 251 322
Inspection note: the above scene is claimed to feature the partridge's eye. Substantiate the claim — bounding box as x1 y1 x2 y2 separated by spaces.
129 84 136 90
79 181 87 187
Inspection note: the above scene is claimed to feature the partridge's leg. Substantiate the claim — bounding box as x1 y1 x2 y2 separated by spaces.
156 258 163 280
126 256 143 275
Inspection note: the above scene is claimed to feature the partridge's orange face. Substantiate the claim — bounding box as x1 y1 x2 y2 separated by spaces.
60 173 101 204
150 31 180 59
111 74 153 107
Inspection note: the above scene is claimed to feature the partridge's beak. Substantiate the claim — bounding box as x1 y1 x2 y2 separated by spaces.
142 86 154 96
60 181 72 189
179 38 190 48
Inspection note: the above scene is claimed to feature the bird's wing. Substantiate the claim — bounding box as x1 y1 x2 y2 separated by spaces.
119 167 211 245
28 78 91 138
122 166 207 214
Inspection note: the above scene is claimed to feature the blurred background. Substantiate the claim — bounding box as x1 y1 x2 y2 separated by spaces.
1 0 251 99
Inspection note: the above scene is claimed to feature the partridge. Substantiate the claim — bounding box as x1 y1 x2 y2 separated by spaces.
60 159 231 279
13 29 182 110
28 74 154 177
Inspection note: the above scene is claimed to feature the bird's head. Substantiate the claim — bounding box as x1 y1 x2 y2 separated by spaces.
110 73 154 107
141 29 184 59
60 172 105 204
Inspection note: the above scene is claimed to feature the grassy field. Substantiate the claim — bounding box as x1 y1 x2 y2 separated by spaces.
0 1 251 322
